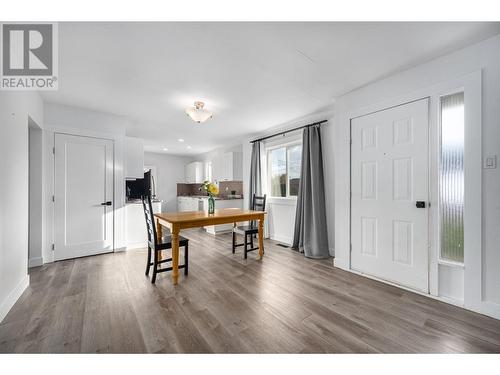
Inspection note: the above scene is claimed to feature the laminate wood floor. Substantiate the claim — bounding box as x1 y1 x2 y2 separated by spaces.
1 229 500 353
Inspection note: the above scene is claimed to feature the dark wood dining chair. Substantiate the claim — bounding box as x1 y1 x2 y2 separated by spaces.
232 194 266 259
141 195 189 283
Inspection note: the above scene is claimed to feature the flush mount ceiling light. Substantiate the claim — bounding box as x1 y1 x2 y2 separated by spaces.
185 101 213 123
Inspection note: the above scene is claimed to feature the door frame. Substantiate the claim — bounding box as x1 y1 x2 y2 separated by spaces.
28 117 44 268
349 97 431 293
344 71 486 316
53 132 116 259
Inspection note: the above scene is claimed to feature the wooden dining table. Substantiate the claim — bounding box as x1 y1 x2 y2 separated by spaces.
154 208 266 285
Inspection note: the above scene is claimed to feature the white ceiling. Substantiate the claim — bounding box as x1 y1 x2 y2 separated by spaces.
41 22 500 155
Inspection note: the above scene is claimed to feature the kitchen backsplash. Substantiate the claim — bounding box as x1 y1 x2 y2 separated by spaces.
177 183 200 196
177 181 243 198
219 181 243 197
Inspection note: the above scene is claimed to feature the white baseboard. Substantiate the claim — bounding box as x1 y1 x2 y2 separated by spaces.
480 300 500 320
270 234 292 245
114 246 127 252
333 256 349 270
340 266 500 320
126 242 147 250
436 294 464 308
28 257 43 268
0 274 30 323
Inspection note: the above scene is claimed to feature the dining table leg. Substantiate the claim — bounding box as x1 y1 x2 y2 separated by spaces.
171 224 180 285
156 218 163 262
258 215 264 259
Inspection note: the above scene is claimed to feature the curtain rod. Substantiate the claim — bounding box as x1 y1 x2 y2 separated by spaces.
249 119 327 144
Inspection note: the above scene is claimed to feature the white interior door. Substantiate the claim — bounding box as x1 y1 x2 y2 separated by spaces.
351 98 429 292
54 134 114 261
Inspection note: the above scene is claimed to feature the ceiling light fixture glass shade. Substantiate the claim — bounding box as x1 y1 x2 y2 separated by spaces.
185 101 213 123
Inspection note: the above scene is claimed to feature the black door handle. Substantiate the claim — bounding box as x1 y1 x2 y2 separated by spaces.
416 201 426 208
101 201 112 206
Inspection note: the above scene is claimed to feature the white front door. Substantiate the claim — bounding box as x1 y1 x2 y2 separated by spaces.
54 134 114 261
351 98 429 292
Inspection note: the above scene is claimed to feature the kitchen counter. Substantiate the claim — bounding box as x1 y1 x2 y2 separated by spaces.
176 196 244 234
177 195 243 200
126 199 163 205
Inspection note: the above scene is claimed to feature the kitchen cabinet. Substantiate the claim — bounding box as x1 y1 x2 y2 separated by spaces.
177 196 204 212
204 198 244 234
185 161 204 183
212 151 243 183
125 201 161 249
125 137 144 179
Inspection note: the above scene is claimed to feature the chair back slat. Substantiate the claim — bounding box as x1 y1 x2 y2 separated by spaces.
252 194 266 211
250 194 266 227
141 195 157 246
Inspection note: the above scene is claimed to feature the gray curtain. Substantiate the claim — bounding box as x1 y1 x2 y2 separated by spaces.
248 141 262 209
292 124 330 258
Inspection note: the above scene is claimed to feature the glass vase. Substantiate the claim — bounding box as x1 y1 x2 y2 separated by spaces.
208 196 215 214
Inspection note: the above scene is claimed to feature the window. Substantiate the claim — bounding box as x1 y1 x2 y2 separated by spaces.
267 142 302 197
288 145 301 196
439 92 464 263
205 161 212 182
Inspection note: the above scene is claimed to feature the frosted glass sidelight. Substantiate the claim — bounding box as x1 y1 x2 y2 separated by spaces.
439 92 464 263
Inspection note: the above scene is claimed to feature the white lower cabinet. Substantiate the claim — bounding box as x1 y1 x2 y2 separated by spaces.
177 196 204 211
204 199 244 234
125 202 162 249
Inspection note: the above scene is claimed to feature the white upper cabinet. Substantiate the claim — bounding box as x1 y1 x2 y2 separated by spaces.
124 137 144 179
212 151 243 183
211 155 224 182
185 161 204 183
232 151 243 180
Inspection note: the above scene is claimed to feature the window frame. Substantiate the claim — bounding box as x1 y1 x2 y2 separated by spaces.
265 138 303 199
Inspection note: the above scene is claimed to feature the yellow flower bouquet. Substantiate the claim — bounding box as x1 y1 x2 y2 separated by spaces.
199 180 219 214
200 180 219 197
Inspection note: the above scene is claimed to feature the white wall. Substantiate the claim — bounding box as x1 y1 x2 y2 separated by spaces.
0 91 43 322
333 34 500 318
265 198 296 244
198 144 243 163
144 152 192 212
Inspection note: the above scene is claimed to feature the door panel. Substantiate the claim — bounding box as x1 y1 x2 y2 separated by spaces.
351 98 429 292
54 134 114 261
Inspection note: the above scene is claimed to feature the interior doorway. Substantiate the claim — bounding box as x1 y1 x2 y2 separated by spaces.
54 133 115 261
28 117 43 268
